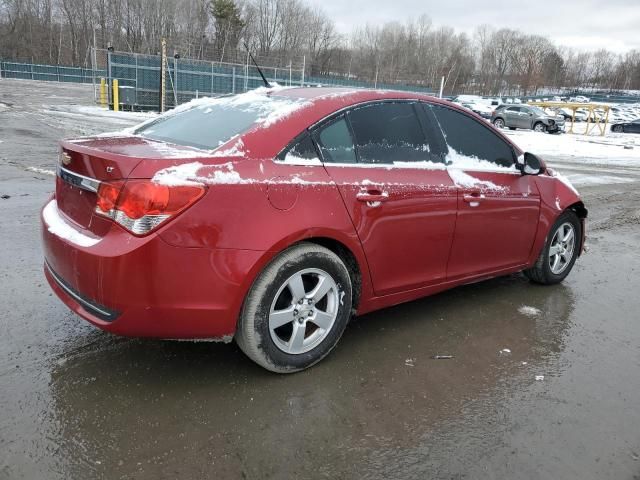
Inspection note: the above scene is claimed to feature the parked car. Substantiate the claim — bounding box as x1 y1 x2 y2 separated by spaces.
491 104 565 133
556 107 574 120
461 102 493 119
42 87 587 373
570 95 590 103
611 118 640 133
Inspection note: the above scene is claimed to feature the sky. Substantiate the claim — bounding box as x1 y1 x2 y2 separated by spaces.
309 0 640 53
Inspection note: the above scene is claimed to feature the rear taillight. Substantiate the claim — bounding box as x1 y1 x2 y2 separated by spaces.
95 180 206 235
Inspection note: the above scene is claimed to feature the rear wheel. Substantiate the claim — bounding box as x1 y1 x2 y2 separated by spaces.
236 243 352 373
525 211 581 285
493 118 505 129
508 126 516 130
533 122 546 133
612 125 623 133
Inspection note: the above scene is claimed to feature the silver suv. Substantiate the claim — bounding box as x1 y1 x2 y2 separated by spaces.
491 105 565 133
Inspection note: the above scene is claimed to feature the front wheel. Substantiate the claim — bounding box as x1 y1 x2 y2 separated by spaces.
236 243 353 373
533 122 546 133
524 211 581 285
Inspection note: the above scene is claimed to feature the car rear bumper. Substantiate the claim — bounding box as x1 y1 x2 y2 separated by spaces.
42 198 264 339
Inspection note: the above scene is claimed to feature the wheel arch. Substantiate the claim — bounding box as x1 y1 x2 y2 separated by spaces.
299 236 363 313
567 200 588 219
566 201 588 257
239 230 371 328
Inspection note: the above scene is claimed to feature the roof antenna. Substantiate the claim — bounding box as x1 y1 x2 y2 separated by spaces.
244 42 271 88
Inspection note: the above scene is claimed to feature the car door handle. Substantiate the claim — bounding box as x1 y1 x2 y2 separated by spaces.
463 192 484 206
356 190 389 203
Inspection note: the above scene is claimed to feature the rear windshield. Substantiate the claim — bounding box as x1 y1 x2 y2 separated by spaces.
135 91 307 150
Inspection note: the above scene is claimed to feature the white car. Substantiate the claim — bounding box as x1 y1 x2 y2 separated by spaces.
571 95 590 103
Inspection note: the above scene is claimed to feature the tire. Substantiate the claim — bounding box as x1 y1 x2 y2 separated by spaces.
612 125 623 133
508 127 516 130
533 122 546 133
236 242 353 373
493 118 505 129
524 211 581 285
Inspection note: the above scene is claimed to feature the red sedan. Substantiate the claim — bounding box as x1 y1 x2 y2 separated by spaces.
42 87 587 372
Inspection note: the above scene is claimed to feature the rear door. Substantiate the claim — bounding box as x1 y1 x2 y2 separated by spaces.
315 102 458 296
428 104 541 280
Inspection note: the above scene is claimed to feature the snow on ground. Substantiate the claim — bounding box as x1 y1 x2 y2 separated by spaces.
43 104 156 128
504 129 640 187
505 129 640 163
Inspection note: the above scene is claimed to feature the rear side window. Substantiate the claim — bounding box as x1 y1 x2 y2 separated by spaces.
315 117 357 164
430 104 515 168
348 103 430 164
279 134 320 164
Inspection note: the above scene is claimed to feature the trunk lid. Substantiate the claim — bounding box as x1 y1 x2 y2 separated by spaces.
56 136 209 235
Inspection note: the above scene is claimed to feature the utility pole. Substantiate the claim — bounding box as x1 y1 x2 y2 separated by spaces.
92 28 97 102
159 38 167 112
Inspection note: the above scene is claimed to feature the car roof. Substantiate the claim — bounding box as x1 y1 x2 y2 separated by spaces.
269 86 439 105
236 86 524 160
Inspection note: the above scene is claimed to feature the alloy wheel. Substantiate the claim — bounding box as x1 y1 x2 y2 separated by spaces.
269 268 339 354
548 222 576 275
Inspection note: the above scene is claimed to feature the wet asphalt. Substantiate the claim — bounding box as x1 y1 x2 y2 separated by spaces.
1 79 639 479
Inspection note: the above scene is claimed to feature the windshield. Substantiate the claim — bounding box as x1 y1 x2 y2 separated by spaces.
529 106 547 116
135 89 308 150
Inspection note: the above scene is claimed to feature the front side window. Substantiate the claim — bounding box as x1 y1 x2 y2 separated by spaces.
348 103 430 164
430 104 516 168
315 117 357 164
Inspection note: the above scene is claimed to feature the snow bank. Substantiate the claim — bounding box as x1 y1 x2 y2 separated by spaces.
505 130 640 163
42 200 100 247
26 166 55 176
519 305 541 316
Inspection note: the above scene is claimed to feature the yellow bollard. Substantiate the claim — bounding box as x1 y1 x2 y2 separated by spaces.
99 78 107 108
112 79 119 112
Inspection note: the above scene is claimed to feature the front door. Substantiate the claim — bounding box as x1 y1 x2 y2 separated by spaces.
314 102 458 296
504 106 521 128
429 104 541 279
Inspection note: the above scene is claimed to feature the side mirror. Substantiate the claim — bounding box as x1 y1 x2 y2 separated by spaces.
517 152 545 175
